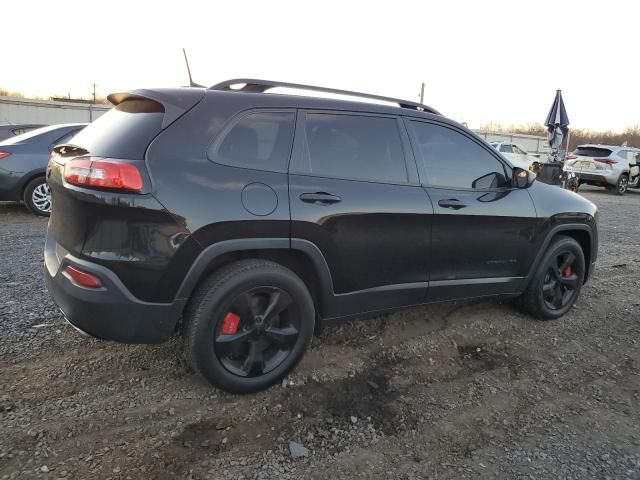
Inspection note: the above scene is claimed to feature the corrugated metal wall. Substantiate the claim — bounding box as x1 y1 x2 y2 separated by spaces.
0 96 111 125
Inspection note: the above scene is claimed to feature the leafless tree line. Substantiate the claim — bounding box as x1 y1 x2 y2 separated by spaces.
481 122 640 150
0 88 108 104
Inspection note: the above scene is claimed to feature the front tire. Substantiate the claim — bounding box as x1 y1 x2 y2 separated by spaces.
23 177 51 216
518 236 585 320
183 260 315 393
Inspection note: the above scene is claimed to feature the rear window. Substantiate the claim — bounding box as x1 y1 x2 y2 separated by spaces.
11 126 42 136
500 144 513 153
574 147 613 158
69 99 164 159
1 125 73 145
53 129 83 146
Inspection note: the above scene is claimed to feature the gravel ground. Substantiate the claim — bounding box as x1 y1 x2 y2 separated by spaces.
1 186 639 479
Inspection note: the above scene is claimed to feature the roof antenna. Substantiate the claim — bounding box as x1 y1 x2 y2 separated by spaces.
183 48 204 87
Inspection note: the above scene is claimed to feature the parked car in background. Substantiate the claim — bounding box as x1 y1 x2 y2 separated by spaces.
563 144 640 195
0 124 47 142
0 123 86 215
490 141 541 170
45 80 597 393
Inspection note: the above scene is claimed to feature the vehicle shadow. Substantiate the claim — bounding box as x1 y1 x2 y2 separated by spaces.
577 185 640 196
0 202 28 214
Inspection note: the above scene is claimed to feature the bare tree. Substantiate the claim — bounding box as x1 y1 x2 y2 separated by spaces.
480 123 640 150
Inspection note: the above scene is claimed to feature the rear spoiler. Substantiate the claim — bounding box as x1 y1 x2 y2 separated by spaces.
107 88 206 129
52 143 88 156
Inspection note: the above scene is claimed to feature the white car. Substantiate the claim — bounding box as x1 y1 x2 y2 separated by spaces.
564 144 640 195
490 142 541 170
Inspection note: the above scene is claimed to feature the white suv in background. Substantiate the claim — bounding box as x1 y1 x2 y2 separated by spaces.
490 142 541 170
564 144 640 195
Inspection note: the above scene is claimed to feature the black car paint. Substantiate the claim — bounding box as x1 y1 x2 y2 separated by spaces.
45 88 597 343
0 124 86 201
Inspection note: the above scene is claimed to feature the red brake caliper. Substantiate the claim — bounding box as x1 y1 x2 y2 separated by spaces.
562 265 572 290
221 312 240 335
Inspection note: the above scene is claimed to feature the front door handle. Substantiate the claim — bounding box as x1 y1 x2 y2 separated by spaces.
438 198 467 210
299 192 342 205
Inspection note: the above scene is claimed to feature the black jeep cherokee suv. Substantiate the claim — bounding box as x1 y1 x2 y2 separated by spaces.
45 79 598 393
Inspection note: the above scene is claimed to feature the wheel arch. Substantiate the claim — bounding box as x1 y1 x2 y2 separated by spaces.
522 223 594 291
561 229 592 278
20 169 47 198
176 238 334 318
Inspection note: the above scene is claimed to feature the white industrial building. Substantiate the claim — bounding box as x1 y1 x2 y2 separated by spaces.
475 130 549 157
0 96 111 125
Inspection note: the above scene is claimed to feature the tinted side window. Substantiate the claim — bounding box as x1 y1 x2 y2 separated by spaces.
210 111 295 173
301 113 407 183
409 121 507 189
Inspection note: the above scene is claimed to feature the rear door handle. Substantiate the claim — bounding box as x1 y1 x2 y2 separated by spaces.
438 198 467 210
299 192 342 205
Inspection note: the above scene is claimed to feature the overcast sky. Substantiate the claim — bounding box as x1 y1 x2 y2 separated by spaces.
3 0 638 131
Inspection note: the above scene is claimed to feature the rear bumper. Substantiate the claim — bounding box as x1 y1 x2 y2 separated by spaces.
45 232 185 343
569 171 617 186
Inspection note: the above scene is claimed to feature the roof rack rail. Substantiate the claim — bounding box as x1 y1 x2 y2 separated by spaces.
209 78 441 115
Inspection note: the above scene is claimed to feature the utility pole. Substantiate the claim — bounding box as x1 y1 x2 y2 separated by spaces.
90 83 97 122
419 82 425 104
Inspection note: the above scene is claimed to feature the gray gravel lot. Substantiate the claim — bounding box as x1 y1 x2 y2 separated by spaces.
1 186 639 479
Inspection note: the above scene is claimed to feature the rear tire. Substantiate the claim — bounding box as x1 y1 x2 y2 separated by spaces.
615 174 628 195
518 236 584 320
23 177 51 216
183 260 315 393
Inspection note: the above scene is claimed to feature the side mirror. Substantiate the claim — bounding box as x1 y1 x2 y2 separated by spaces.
512 167 531 188
472 172 503 189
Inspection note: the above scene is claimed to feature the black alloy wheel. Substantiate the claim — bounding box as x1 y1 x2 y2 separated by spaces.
184 259 315 393
215 286 300 377
541 251 579 311
518 235 585 320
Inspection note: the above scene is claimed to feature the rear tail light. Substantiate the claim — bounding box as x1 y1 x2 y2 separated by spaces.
64 157 143 191
594 158 617 165
64 265 103 289
0 151 11 160
565 154 577 160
